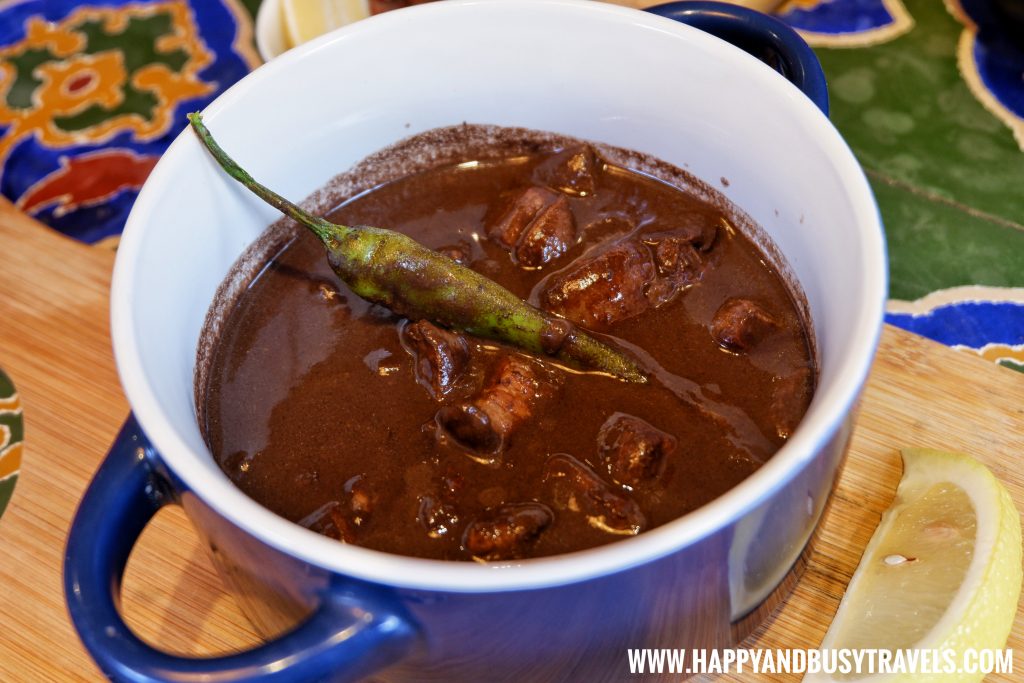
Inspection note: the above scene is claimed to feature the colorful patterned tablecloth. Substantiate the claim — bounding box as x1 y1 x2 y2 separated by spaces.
1 0 1022 370
779 0 1024 372
0 368 21 519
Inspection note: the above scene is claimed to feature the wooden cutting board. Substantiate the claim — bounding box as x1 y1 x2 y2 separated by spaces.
0 202 1021 682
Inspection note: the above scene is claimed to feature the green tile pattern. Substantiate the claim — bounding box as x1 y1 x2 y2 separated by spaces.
871 177 1024 301
0 368 22 521
819 0 1024 224
796 0 1024 372
813 0 1024 298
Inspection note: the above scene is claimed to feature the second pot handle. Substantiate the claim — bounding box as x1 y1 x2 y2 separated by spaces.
64 415 417 683
646 1 829 115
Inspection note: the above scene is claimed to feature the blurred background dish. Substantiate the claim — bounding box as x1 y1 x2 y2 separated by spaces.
258 0 430 60
282 0 371 47
256 0 786 60
256 0 289 60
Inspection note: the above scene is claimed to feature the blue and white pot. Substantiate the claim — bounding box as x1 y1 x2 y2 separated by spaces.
64 2 885 680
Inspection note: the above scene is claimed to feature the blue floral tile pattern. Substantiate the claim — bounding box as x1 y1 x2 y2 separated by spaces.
946 0 1024 149
886 288 1024 370
0 0 260 245
777 0 914 46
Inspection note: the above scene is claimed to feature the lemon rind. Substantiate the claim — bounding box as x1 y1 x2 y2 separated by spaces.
805 448 1022 683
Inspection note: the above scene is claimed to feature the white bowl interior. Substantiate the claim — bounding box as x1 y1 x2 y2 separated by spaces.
113 0 885 591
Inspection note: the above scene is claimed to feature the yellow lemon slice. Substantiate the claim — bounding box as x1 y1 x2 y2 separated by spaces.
281 0 371 49
807 448 1022 682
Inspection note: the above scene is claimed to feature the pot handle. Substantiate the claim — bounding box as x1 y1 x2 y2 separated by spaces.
645 1 829 115
64 415 417 683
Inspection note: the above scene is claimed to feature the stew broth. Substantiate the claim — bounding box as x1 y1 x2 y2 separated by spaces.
201 126 815 561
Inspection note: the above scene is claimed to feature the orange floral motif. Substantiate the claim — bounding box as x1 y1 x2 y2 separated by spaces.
34 52 127 116
0 380 21 500
0 443 21 481
0 1 216 169
979 344 1024 367
22 15 85 56
781 0 826 8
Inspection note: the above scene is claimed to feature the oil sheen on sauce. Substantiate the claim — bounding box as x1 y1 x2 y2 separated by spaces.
202 132 815 562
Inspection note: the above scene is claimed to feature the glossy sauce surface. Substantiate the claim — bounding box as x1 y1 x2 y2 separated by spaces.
203 141 815 561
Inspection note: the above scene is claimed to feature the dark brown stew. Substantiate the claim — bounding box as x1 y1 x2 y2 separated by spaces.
203 136 815 562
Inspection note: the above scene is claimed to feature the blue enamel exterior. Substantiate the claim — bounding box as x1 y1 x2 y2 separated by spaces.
65 411 855 681
64 416 418 682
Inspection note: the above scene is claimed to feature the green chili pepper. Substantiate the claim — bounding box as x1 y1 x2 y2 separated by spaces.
188 113 646 383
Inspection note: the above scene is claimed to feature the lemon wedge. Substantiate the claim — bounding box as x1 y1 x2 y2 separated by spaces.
281 0 371 49
807 448 1022 682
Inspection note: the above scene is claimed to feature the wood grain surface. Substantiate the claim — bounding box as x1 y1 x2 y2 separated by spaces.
0 201 1021 681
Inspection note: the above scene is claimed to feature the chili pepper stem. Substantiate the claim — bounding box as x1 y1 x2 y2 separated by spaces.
187 113 342 245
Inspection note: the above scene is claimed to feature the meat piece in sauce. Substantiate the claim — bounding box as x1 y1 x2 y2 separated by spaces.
208 127 819 562
487 186 576 268
544 453 645 535
418 495 460 539
539 240 656 331
436 242 472 265
299 475 375 543
647 211 720 254
463 502 554 561
651 234 705 279
399 320 471 399
710 298 778 352
597 413 678 488
647 223 717 283
516 195 575 268
416 466 465 539
640 218 720 306
436 355 552 455
535 145 601 197
770 367 813 440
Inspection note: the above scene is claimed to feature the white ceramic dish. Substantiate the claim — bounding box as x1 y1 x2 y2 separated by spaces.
254 0 789 62
68 2 885 681
122 0 885 609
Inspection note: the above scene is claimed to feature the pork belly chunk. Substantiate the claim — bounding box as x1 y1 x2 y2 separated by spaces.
436 355 550 455
539 240 656 331
710 298 778 352
535 144 601 197
298 475 375 544
543 453 645 535
538 211 724 329
462 503 554 561
487 186 576 268
515 195 575 267
597 413 677 488
400 320 471 399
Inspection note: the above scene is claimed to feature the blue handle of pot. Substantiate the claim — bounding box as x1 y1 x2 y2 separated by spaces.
64 415 417 683
646 1 829 115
